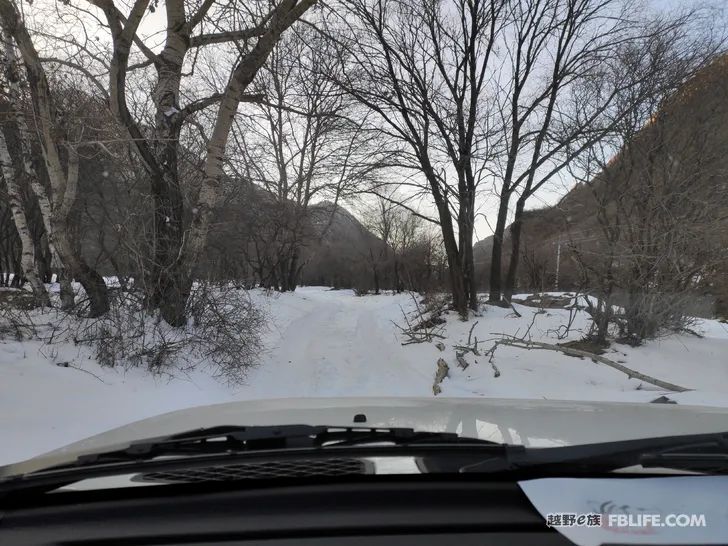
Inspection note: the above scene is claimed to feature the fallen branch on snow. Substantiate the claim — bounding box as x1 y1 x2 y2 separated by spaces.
454 321 481 356
455 352 469 370
394 294 446 345
453 344 480 355
492 335 689 393
433 358 449 395
483 341 502 378
56 362 109 384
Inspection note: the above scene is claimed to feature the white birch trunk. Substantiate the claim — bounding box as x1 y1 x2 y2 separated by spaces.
0 127 49 305
183 0 316 276
2 29 73 307
0 8 109 315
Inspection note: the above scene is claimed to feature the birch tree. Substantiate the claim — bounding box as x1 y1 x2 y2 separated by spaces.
0 0 109 315
1 30 74 308
0 117 48 304
75 0 315 326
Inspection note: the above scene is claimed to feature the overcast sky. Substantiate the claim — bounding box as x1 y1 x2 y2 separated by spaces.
30 0 726 244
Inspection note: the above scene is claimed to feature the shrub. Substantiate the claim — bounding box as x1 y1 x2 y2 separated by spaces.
1 283 266 384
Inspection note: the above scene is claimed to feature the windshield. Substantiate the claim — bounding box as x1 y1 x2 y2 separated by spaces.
0 0 727 470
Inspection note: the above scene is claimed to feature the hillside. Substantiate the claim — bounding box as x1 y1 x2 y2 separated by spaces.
300 201 387 287
479 55 728 313
76 165 386 289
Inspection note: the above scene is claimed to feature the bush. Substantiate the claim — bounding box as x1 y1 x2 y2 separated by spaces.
583 291 699 346
0 283 266 384
184 284 266 382
420 291 451 316
614 292 698 345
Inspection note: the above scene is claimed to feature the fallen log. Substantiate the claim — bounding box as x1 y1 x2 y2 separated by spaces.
496 338 690 393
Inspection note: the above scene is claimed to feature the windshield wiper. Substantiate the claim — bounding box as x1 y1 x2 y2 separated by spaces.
457 431 728 476
4 428 727 498
68 428 728 476
49 425 504 469
0 425 505 495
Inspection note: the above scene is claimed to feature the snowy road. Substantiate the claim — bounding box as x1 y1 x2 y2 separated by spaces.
247 288 431 397
2 286 728 465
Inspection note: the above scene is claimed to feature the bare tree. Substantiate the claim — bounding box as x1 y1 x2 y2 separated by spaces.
0 125 47 304
60 0 317 325
1 31 76 307
566 25 727 343
482 0 652 305
364 194 428 293
230 25 375 291
0 40 48 305
362 195 395 294
329 0 505 316
329 0 667 313
0 0 109 315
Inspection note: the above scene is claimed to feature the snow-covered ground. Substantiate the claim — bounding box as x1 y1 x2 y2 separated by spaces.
2 286 728 465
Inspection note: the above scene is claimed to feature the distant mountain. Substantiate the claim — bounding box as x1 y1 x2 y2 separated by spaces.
76 159 385 288
309 201 383 250
481 54 728 311
300 201 387 288
473 236 493 264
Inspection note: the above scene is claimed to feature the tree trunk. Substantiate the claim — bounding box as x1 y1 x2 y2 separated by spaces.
462 215 477 311
170 0 316 325
147 170 186 319
148 23 187 321
370 248 380 294
53 218 109 316
0 125 49 305
0 5 108 315
55 150 109 317
1 27 70 305
503 196 527 302
488 195 511 304
22 158 73 306
444 241 467 317
287 250 300 292
426 177 468 316
57 271 75 310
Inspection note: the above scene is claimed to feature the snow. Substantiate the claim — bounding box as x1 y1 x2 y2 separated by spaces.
2 286 728 465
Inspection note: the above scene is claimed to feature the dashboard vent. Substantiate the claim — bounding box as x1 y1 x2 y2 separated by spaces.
135 458 371 483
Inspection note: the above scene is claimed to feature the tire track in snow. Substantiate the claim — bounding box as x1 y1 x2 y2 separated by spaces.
247 291 427 397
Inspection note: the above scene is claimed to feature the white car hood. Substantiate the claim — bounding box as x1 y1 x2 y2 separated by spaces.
3 396 728 477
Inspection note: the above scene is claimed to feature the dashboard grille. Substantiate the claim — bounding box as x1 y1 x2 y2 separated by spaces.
135 458 371 483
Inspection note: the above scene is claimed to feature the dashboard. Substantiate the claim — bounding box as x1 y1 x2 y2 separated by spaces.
0 477 575 545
